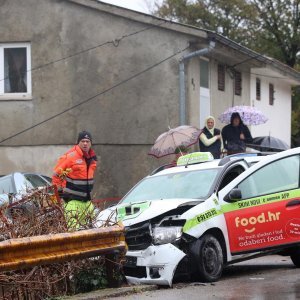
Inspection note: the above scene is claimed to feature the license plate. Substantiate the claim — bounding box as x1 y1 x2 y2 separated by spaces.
125 256 137 267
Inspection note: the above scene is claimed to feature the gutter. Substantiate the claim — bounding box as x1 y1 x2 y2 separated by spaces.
179 40 216 125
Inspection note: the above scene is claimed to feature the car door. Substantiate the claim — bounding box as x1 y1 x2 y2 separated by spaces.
220 153 300 255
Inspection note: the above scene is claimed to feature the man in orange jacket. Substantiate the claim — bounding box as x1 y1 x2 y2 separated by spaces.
52 130 98 229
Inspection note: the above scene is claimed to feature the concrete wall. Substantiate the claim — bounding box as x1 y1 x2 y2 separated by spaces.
210 59 252 130
0 0 201 198
250 74 292 146
0 146 69 176
0 144 158 199
187 58 253 132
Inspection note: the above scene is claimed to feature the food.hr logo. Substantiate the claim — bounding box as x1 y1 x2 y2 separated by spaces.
235 211 281 233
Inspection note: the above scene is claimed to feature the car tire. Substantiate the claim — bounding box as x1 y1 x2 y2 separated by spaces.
197 234 224 282
290 249 300 267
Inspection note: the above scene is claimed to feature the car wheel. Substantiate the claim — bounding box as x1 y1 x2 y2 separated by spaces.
197 234 224 282
290 249 300 267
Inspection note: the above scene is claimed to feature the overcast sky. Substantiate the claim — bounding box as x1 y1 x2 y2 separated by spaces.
99 0 161 13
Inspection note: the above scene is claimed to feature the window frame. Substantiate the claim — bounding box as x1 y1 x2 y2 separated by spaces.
200 59 209 89
269 83 274 105
0 42 32 100
256 78 261 100
234 70 242 96
218 64 225 91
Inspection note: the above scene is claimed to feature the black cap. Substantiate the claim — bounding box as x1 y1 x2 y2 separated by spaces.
77 131 92 144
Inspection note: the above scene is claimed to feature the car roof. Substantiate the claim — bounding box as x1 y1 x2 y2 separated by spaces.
150 153 268 177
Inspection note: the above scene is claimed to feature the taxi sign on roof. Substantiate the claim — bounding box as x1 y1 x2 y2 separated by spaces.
177 152 214 166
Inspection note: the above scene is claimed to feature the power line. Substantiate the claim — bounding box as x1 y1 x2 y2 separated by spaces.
0 20 167 83
0 45 189 144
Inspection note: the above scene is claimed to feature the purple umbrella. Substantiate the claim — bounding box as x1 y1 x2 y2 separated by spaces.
218 106 268 125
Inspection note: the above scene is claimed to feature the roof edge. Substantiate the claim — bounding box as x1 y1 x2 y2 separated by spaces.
208 32 300 83
67 0 300 83
67 0 207 39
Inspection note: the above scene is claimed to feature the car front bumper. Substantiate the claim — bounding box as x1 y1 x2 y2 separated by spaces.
124 243 186 286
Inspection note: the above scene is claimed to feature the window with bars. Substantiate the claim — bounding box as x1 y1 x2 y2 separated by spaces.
269 83 274 105
234 70 242 96
218 64 225 91
256 78 261 100
0 43 31 99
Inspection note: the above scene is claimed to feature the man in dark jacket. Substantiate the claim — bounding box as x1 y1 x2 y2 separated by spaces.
222 112 252 155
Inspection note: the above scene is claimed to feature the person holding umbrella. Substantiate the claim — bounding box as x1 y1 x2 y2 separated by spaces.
199 116 223 159
222 112 253 155
171 145 189 165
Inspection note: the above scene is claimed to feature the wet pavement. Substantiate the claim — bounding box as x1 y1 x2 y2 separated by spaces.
108 255 300 300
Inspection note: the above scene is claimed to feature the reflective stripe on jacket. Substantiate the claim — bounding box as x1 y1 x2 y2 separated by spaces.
52 145 97 201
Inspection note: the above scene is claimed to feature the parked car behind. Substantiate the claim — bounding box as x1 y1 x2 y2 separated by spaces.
0 172 51 205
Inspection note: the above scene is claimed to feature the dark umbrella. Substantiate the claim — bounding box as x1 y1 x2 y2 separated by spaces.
249 136 289 152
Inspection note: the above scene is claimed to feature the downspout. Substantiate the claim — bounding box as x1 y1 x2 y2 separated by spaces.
179 40 216 125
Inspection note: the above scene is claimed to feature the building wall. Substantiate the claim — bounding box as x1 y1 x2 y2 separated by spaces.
187 57 201 128
0 144 155 199
250 74 292 146
0 146 69 177
208 59 251 131
0 0 295 199
0 0 205 198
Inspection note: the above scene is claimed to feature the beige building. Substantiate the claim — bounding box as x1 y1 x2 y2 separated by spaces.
0 0 299 199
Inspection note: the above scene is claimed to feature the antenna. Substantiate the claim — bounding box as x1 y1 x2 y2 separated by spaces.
184 152 193 168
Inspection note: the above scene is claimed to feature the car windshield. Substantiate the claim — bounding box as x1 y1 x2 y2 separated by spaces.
121 168 220 204
24 174 49 188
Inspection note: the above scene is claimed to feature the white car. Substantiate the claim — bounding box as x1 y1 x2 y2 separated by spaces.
99 152 286 285
0 172 51 206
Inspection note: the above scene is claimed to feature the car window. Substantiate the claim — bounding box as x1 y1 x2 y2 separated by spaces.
0 175 15 194
237 155 300 199
24 174 49 188
122 168 220 204
218 165 245 191
41 175 51 183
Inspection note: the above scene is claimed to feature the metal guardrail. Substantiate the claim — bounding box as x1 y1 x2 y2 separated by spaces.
0 225 126 272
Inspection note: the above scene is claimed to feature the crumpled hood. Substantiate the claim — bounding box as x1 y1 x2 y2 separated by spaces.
97 198 201 227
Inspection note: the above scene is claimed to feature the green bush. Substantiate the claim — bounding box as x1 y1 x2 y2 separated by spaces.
73 266 108 293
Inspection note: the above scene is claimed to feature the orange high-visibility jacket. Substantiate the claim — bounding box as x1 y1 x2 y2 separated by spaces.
52 145 97 201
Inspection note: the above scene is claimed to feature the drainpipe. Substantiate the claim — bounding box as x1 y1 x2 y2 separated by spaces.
179 40 216 125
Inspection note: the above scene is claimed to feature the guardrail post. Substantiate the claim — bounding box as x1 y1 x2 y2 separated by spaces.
105 251 123 288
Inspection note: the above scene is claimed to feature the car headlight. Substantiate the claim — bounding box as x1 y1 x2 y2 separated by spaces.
152 226 183 245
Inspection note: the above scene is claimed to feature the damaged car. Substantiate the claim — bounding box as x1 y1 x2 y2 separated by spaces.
98 149 300 286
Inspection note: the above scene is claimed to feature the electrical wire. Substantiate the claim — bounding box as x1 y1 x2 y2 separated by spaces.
0 45 189 144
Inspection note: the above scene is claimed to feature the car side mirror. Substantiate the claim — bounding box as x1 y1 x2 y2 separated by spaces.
225 188 242 203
